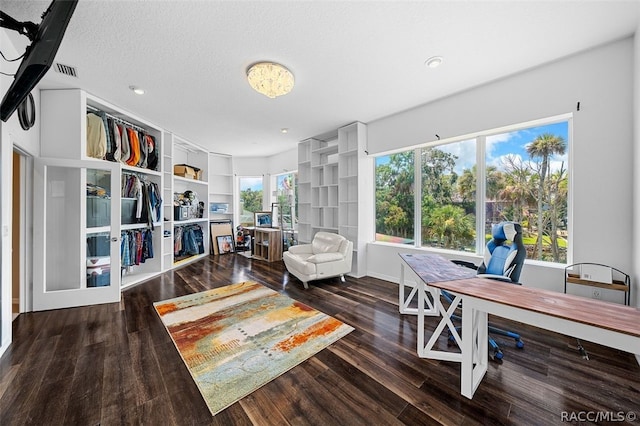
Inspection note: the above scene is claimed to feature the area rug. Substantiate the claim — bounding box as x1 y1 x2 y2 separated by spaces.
153 281 354 415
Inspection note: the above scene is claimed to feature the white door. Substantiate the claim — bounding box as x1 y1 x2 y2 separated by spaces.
33 158 121 311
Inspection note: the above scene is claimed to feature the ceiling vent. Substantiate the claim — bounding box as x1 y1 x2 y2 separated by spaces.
54 63 78 77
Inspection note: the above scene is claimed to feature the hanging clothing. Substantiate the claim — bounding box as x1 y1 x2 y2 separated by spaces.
86 113 107 159
121 229 154 267
126 128 141 166
174 224 204 257
146 135 158 171
119 123 131 164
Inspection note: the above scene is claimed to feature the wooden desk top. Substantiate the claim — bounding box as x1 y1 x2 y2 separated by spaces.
431 277 640 338
400 253 640 338
399 253 477 282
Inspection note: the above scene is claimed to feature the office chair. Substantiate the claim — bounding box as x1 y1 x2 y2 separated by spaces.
444 221 526 361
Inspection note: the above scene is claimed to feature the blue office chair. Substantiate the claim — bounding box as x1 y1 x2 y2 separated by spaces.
445 221 526 361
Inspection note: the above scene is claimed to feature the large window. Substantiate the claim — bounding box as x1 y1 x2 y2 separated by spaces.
272 171 298 230
239 176 263 227
421 140 476 251
486 122 569 262
375 118 570 264
375 152 414 244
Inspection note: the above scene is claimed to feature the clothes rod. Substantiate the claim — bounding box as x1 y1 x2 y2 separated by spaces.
86 105 148 133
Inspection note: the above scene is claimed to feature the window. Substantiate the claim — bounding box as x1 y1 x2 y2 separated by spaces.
375 152 414 244
486 122 569 263
421 140 476 251
238 176 263 227
272 172 298 230
374 117 570 264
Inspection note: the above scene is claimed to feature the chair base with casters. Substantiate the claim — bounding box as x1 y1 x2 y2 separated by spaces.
441 294 524 361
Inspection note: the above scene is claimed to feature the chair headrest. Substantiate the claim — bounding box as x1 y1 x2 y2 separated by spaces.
492 222 520 241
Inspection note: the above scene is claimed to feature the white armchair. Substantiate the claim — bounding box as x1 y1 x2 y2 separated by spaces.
283 232 353 289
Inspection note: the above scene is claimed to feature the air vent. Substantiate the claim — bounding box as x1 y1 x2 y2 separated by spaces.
54 63 78 77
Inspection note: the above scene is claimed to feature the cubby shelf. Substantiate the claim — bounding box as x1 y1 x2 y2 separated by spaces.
296 122 373 277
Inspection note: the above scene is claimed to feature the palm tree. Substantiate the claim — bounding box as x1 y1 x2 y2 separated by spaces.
426 204 475 249
526 133 566 259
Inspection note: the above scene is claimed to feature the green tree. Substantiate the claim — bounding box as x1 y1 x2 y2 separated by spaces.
526 133 566 259
421 148 457 204
240 188 262 215
426 204 475 249
375 152 414 239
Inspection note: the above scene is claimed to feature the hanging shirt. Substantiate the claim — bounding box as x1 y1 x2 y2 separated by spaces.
119 124 130 164
86 113 107 159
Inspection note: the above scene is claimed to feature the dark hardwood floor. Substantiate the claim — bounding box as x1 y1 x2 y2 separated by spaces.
1 254 639 425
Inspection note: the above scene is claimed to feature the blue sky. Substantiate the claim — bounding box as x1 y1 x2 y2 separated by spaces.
239 177 263 192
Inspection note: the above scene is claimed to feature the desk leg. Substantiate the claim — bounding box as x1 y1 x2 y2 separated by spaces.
400 263 438 316
417 285 464 362
461 301 488 399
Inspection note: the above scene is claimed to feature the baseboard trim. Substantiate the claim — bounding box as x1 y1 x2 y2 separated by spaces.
367 271 399 284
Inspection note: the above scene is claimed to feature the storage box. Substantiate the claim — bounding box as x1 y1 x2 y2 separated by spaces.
174 164 202 180
87 269 111 287
87 235 110 257
87 196 110 227
121 198 138 224
174 205 189 221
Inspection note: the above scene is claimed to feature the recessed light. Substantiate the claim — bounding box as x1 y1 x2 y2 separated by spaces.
129 85 145 95
425 56 443 69
281 128 288 134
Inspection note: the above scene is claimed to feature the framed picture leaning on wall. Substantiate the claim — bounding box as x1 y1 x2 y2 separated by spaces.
216 235 234 254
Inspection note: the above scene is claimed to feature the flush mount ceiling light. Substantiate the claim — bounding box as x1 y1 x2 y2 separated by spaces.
246 62 294 98
425 56 443 69
129 85 145 95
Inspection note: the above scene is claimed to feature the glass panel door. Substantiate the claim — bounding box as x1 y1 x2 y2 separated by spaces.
34 158 120 311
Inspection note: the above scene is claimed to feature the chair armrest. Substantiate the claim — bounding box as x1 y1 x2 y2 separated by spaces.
307 252 344 264
288 244 313 255
452 260 479 270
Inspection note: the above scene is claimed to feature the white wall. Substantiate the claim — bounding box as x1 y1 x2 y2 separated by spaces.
367 37 635 303
0 28 42 357
634 26 640 309
233 148 298 211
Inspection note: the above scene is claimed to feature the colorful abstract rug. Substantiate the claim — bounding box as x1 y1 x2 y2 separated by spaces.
153 281 354 415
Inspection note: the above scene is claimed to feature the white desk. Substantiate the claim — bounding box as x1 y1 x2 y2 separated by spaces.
399 253 640 399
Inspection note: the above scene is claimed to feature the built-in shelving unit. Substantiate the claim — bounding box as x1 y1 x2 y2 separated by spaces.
38 89 167 299
311 137 339 234
208 153 234 222
171 135 210 266
296 122 372 278
337 122 372 277
297 139 313 244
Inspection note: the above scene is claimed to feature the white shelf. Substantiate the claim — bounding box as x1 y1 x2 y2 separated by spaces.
173 175 208 185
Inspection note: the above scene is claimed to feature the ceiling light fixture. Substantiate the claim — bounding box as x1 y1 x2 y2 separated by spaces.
425 56 443 69
281 128 288 134
129 85 145 95
246 62 294 98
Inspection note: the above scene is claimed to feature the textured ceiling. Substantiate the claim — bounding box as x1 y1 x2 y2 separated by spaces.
2 0 639 157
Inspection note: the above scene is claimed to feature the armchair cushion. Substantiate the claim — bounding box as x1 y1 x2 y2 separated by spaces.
311 232 343 254
307 252 344 264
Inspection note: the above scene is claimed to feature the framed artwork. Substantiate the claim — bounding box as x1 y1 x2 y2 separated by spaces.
254 211 272 228
216 235 234 254
209 202 229 214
